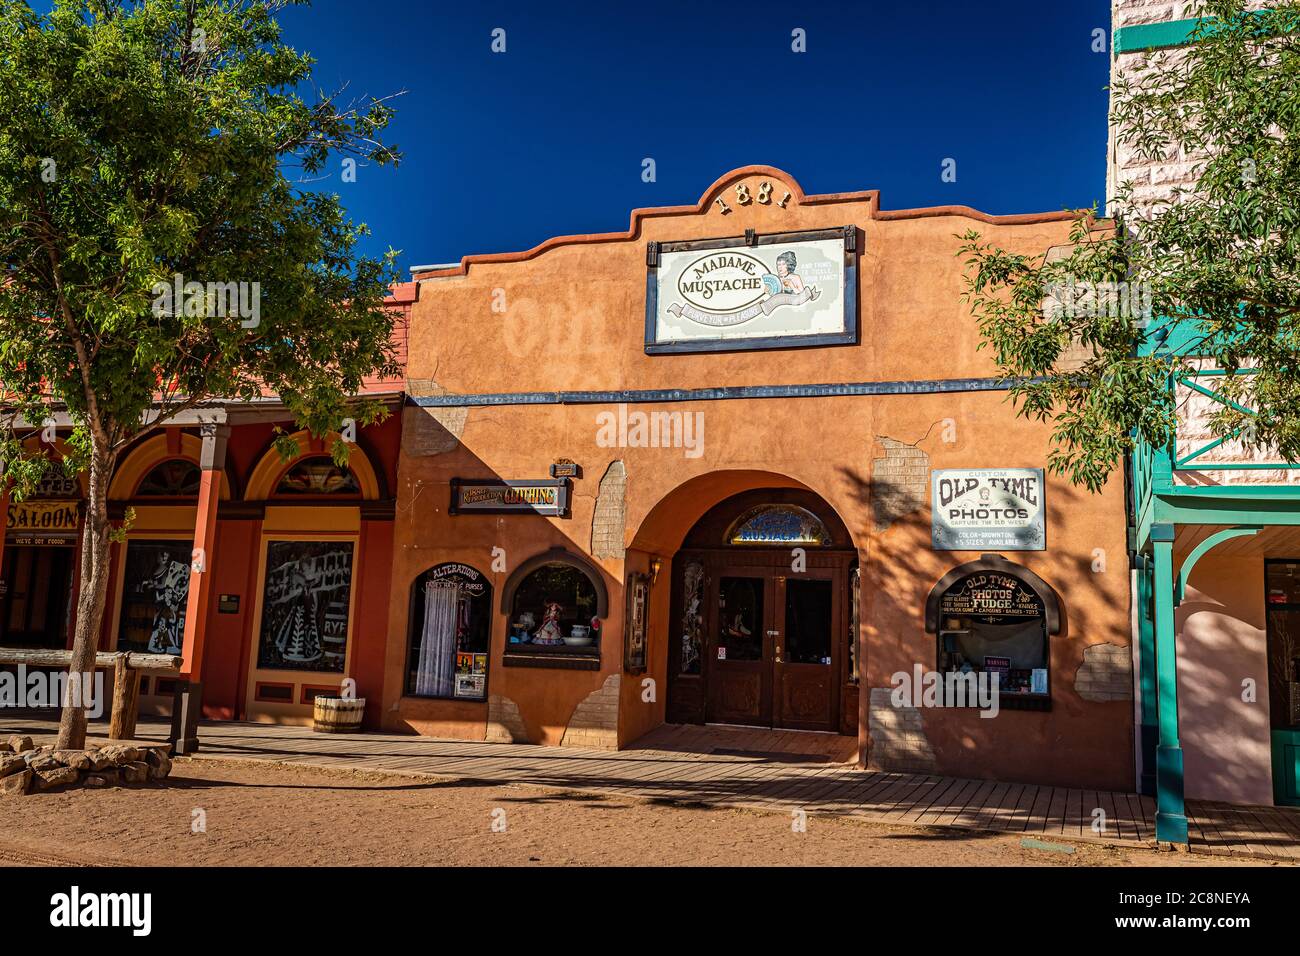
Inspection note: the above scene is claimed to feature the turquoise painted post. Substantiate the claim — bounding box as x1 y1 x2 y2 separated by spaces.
1136 556 1157 795
1152 524 1188 844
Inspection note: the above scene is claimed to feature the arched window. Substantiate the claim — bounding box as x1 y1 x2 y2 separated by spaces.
275 456 360 496
406 563 492 700
725 504 830 546
925 555 1061 710
502 549 608 665
136 459 201 497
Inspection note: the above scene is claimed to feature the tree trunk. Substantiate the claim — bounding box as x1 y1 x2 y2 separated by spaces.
55 439 116 750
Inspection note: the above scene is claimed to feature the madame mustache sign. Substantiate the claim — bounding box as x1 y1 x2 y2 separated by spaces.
645 226 856 353
931 468 1046 551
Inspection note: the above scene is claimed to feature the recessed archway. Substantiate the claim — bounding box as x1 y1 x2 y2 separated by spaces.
626 470 860 743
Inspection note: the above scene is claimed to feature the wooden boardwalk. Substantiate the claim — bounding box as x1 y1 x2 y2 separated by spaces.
8 717 1299 861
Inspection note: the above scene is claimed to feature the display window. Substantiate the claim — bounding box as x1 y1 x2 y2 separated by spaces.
256 540 355 672
926 557 1061 710
116 539 193 655
406 563 492 700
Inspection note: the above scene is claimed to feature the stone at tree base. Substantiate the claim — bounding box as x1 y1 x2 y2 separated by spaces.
0 770 30 795
122 762 150 784
147 752 172 780
83 774 109 787
52 750 93 771
7 736 34 754
93 769 121 786
102 746 144 767
33 767 79 791
0 755 27 779
0 742 12 754
88 751 114 772
26 753 60 772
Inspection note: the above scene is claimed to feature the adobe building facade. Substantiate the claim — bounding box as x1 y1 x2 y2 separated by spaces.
387 166 1136 791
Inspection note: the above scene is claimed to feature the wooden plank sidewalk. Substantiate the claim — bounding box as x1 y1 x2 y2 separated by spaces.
8 717 1299 861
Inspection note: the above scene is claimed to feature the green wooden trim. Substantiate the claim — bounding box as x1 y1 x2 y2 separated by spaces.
1137 561 1158 796
1152 537 1188 844
1174 526 1261 604
1113 18 1203 54
1272 730 1300 807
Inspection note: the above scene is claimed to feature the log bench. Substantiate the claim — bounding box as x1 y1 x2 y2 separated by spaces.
0 648 183 740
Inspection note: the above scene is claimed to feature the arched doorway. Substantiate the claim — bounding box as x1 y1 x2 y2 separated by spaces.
666 488 857 734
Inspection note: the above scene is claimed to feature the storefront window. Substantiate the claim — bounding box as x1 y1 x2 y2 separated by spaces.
718 576 763 661
256 540 355 672
116 540 192 655
275 456 360 496
406 563 491 700
136 459 201 497
679 559 704 675
849 565 860 683
508 561 600 656
934 568 1050 705
1266 561 1300 731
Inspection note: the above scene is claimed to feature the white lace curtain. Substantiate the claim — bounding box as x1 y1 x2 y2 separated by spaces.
415 581 460 697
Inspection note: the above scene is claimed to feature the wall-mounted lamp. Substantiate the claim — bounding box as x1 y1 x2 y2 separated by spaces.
649 557 662 585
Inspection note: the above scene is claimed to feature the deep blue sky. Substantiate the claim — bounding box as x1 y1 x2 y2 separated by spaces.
271 0 1113 273
53 0 1116 274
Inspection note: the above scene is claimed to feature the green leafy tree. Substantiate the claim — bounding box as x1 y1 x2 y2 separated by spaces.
0 0 402 748
960 0 1300 492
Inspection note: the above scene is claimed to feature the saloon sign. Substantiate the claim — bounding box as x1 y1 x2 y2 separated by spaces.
646 227 856 353
5 499 81 546
931 468 1045 551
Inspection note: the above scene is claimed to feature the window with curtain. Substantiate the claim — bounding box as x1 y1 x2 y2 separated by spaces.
406 563 492 700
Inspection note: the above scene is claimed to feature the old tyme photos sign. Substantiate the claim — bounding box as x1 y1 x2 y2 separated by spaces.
645 226 858 353
931 468 1046 551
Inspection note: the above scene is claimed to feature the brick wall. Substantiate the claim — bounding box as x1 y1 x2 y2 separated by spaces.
591 460 627 559
871 438 929 533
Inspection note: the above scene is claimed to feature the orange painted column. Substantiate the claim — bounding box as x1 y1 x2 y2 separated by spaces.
179 422 229 679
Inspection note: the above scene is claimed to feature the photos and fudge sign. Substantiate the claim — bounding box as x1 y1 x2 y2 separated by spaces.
645 226 857 353
450 478 570 517
939 572 1045 623
931 468 1045 551
257 540 355 673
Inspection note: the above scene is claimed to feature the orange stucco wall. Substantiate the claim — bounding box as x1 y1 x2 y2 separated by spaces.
387 166 1134 789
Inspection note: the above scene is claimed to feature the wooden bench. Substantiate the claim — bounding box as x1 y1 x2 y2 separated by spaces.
0 648 183 739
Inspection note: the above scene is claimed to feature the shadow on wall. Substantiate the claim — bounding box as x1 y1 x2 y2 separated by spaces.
1176 557 1272 807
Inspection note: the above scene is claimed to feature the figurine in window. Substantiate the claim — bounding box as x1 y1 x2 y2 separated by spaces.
532 601 565 645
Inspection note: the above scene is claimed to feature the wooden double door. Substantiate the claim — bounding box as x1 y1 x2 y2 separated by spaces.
671 550 852 733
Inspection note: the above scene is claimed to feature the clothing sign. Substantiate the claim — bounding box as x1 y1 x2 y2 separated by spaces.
931 468 1045 551
646 227 856 353
450 479 570 517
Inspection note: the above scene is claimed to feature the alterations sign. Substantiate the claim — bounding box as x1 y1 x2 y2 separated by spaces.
645 227 857 354
931 469 1045 551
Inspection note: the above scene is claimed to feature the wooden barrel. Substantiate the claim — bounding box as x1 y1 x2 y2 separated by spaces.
312 696 366 733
